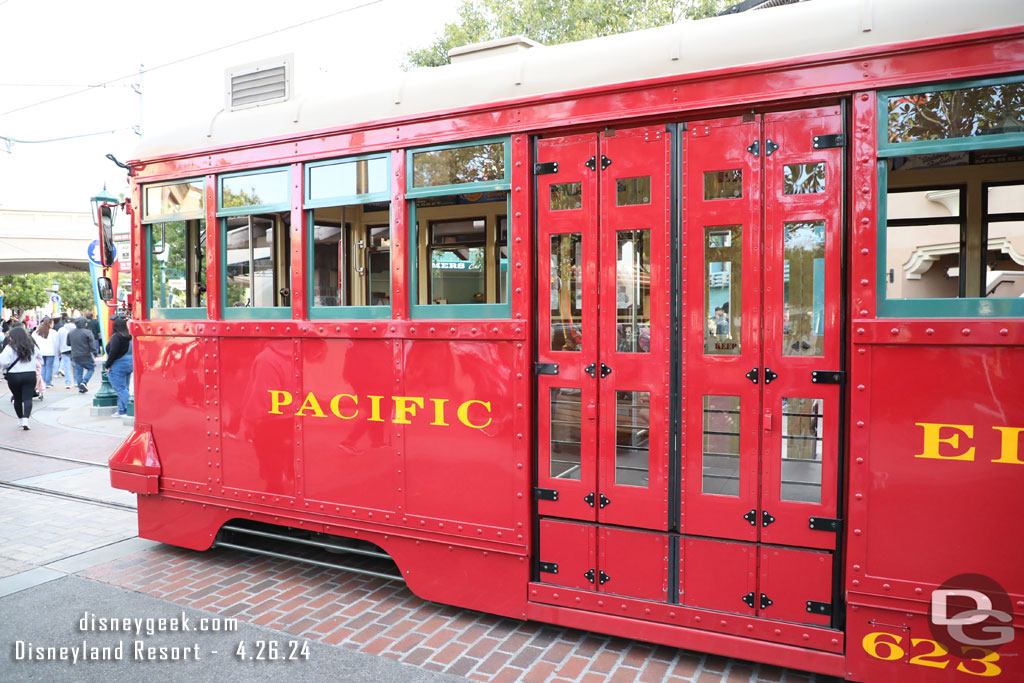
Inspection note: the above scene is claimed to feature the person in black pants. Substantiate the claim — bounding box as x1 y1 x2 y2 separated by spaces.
1 326 42 430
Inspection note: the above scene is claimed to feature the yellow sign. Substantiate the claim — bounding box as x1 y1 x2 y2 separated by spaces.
267 390 493 429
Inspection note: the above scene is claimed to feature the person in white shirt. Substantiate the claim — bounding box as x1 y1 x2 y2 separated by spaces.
1 326 42 430
56 318 74 388
31 317 56 388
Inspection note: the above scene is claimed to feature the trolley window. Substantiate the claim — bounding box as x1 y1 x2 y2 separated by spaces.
878 76 1024 317
142 179 207 319
218 168 292 318
304 154 391 319
406 137 512 319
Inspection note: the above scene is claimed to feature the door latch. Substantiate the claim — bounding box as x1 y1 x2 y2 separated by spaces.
599 493 611 509
598 570 610 585
585 156 597 171
763 368 778 384
600 155 612 170
599 363 612 378
762 510 776 527
742 591 756 607
745 368 759 384
760 593 774 609
585 568 595 583
585 363 597 378
743 509 757 526
584 492 596 507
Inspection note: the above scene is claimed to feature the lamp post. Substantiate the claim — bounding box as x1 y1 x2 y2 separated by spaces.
90 185 120 411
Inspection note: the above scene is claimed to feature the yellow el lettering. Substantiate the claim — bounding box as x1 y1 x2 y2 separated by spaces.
991 426 1024 465
914 422 975 461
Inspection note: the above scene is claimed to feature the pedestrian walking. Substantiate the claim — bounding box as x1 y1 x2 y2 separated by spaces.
105 317 133 416
56 318 74 388
32 317 56 387
1 326 42 430
68 317 98 393
85 311 102 356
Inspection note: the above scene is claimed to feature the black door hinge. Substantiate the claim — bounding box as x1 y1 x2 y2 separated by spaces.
599 570 610 585
760 593 773 609
585 568 595 583
763 368 778 384
534 362 559 375
599 363 612 378
534 161 559 174
762 510 776 527
809 517 841 532
812 134 846 149
742 591 756 608
811 370 844 385
539 561 559 574
535 487 559 501
807 600 832 616
747 140 760 157
599 493 611 509
600 155 612 170
584 492 595 507
585 363 597 378
743 509 757 526
745 368 759 384
585 156 597 171
765 139 779 156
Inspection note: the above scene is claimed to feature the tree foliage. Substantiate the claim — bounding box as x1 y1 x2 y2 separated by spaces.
887 83 1024 143
0 271 94 314
405 0 730 69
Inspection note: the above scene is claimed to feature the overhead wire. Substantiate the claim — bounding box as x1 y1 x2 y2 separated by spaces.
0 0 385 120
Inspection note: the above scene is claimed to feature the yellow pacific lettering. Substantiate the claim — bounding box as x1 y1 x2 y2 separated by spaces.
393 396 425 424
914 423 975 461
992 426 1024 465
430 398 450 427
268 390 293 415
296 392 327 418
457 400 492 429
367 395 385 423
329 394 358 420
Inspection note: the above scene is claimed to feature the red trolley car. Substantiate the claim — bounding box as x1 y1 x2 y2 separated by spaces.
104 1 1024 679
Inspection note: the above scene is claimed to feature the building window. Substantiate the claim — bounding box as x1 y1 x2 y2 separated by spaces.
218 168 292 318
142 179 206 319
305 155 391 319
878 76 1024 317
407 138 512 319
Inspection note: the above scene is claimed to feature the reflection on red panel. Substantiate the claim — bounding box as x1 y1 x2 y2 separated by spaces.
402 340 521 529
863 346 1024 596
219 338 297 496
134 336 209 484
301 338 397 510
538 519 595 591
599 527 669 602
682 536 756 616
759 546 832 627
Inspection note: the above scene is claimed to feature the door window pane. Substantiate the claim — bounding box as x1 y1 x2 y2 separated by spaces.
550 183 582 211
615 391 650 487
225 213 290 308
429 218 484 304
704 226 741 355
616 230 651 353
704 170 742 200
616 177 651 206
702 395 740 497
783 221 826 356
550 388 582 480
781 397 824 504
251 217 276 307
784 163 826 194
550 233 584 352
412 142 505 188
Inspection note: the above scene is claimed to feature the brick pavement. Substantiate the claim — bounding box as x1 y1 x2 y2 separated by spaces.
83 535 840 683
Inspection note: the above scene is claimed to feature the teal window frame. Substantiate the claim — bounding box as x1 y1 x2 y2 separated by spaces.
304 152 392 320
142 177 207 320
406 137 513 319
877 75 1024 318
217 166 291 217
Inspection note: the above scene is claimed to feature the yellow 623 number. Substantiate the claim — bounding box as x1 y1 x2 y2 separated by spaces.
862 631 1001 677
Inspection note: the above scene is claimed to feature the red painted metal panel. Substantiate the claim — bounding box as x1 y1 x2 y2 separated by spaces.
681 536 757 617
290 162 307 321
390 149 409 321
596 126 671 531
598 526 669 602
134 336 212 485
535 134 600 522
219 337 298 497
760 106 843 550
759 545 833 627
204 174 221 321
300 338 398 511
681 116 762 542
402 339 523 530
537 518 596 591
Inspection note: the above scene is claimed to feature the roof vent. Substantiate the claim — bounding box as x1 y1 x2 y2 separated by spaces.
448 36 542 65
226 55 292 111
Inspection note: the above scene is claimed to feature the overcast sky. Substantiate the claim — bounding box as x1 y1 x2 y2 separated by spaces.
0 0 461 213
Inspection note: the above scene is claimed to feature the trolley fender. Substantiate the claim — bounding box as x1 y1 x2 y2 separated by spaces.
108 427 162 495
